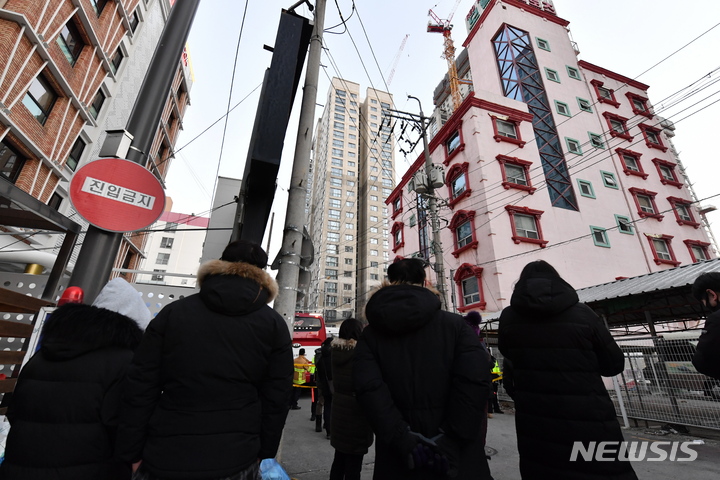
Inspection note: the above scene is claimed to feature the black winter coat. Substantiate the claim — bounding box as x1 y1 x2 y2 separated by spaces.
0 303 143 480
498 271 637 480
355 284 491 480
117 261 293 479
693 308 720 379
329 338 373 455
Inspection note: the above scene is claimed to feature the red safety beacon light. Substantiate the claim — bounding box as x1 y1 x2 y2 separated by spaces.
58 286 85 306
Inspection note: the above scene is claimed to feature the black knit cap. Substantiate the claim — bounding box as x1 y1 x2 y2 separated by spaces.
220 240 268 269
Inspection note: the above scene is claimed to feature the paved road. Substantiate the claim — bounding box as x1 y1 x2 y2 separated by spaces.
276 393 720 480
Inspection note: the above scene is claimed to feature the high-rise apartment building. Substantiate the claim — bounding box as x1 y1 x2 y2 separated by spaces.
304 78 395 323
0 0 191 281
389 0 715 315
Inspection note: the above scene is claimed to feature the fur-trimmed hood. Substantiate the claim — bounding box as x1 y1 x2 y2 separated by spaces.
330 337 357 351
40 303 143 360
197 260 279 316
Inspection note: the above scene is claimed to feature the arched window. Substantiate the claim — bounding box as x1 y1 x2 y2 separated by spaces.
449 210 478 257
454 263 486 312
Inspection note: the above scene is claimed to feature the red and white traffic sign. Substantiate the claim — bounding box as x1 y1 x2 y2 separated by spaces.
69 158 166 233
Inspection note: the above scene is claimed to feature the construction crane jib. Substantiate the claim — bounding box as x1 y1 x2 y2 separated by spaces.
427 7 462 113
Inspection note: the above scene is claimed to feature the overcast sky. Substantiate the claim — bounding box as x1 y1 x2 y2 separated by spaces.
164 0 720 257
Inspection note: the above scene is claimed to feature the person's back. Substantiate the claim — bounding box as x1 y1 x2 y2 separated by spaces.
118 241 293 479
498 260 635 480
691 272 720 379
0 279 147 480
353 259 490 479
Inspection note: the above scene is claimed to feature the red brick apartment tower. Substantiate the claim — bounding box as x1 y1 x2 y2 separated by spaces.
0 0 191 280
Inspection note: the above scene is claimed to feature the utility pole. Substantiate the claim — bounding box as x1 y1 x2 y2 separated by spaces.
384 96 448 309
274 0 327 334
67 0 200 302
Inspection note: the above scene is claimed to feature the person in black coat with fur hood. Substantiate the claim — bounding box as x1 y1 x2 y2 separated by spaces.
0 278 150 480
498 260 637 480
117 241 293 480
354 258 491 479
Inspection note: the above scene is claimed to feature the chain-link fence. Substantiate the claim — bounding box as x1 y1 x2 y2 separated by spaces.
487 334 720 430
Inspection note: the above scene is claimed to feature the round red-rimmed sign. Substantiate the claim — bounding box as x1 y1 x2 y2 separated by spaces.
69 158 166 232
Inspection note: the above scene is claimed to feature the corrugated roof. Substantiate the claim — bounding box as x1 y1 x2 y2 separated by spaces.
577 258 720 304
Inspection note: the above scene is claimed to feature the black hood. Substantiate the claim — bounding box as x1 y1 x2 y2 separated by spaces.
365 284 441 335
510 272 579 317
40 303 143 361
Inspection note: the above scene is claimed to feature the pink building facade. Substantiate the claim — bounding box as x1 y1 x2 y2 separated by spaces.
387 0 715 316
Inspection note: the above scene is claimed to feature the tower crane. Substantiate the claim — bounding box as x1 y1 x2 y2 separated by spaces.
428 0 464 113
387 34 410 86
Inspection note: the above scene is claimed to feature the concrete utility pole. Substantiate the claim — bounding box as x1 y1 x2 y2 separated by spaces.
384 97 448 309
409 96 449 309
68 0 200 303
274 0 327 334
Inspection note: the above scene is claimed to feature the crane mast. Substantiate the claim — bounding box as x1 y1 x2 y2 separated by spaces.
427 8 462 113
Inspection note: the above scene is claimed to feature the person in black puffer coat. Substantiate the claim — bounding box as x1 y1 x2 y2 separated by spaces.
354 258 491 480
0 278 149 480
117 240 293 480
329 318 373 480
498 260 637 480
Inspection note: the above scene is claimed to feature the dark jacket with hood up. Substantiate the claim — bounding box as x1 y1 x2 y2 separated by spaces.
329 337 373 455
117 260 293 479
498 271 637 480
354 284 491 479
0 302 143 480
693 308 720 379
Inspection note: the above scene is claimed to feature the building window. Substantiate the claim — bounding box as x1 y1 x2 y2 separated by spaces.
588 132 604 148
646 234 680 266
616 148 647 179
577 179 595 199
629 187 663 220
577 97 592 113
590 79 620 107
391 195 402 218
652 158 683 188
330 188 341 197
667 196 700 227
156 253 170 265
638 124 667 152
370 249 378 256
497 155 534 193
590 226 611 248
454 264 486 312
493 117 525 147
391 222 404 252
603 112 632 141
684 239 711 263
22 74 57 125
626 92 653 118
343 283 352 291
536 37 550 51
505 205 547 247
327 244 339 254
615 214 634 235
545 68 560 83
370 274 379 280
326 282 338 293
56 21 84 66
65 137 85 171
328 220 340 230
326 295 337 307
90 0 108 16
601 171 618 189
89 89 106 119
327 232 340 243
555 101 570 117
48 192 63 211
446 162 471 206
110 47 124 74
325 269 338 279
565 137 582 155
129 9 140 32
326 256 339 267
566 66 581 80
345 258 353 265
450 210 478 257
160 237 174 248
164 222 178 231
445 129 463 158
328 209 340 220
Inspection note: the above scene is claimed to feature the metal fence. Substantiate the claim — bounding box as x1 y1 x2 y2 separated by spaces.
487 334 720 431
